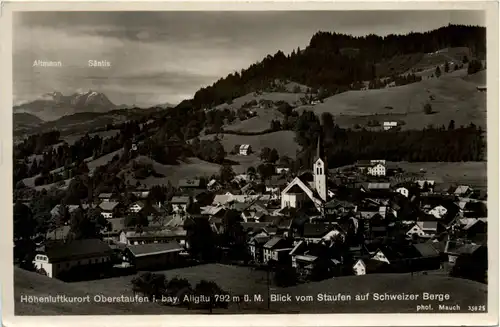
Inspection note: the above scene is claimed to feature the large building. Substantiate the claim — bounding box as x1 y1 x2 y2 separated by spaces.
281 136 329 213
33 239 113 279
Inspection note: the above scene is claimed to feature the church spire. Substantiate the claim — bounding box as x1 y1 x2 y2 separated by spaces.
313 131 327 202
315 133 324 161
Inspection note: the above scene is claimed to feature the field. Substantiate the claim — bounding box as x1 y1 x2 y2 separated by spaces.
394 161 487 191
224 108 284 133
215 91 306 111
199 130 299 175
203 48 485 133
61 129 121 145
121 156 221 188
15 264 487 314
202 130 299 158
13 267 186 315
411 47 472 72
299 69 486 130
227 154 262 174
87 149 123 169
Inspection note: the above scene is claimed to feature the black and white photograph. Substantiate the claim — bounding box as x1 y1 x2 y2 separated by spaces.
2 2 498 325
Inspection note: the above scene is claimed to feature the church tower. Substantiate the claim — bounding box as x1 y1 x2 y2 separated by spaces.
313 134 327 202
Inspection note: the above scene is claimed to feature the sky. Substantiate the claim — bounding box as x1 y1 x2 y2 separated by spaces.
13 11 485 107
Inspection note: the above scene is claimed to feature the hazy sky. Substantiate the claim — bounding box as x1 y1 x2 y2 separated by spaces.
14 11 485 107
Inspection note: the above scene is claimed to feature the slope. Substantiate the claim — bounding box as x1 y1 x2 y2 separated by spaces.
14 265 488 314
13 267 188 315
119 155 221 187
298 68 486 130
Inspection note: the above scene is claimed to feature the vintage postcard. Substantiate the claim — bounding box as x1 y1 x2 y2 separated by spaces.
0 1 498 326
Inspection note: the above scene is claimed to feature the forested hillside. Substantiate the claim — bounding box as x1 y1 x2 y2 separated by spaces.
190 24 486 109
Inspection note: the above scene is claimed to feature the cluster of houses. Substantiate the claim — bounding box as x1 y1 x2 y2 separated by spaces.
32 137 487 284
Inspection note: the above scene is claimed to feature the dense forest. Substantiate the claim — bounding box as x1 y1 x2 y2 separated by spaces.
293 111 485 169
189 24 486 109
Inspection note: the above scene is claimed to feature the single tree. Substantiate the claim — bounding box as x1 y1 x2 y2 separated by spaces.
259 147 272 162
219 165 235 184
423 103 433 115
444 61 450 73
448 119 455 130
435 66 442 78
268 148 279 164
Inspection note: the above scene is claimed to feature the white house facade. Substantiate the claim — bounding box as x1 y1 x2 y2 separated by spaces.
383 121 398 131
239 144 251 156
368 163 386 176
129 203 144 213
353 259 367 275
33 240 113 279
371 250 391 264
396 187 409 198
428 205 448 219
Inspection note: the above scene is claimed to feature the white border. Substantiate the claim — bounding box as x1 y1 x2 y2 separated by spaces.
1 1 498 326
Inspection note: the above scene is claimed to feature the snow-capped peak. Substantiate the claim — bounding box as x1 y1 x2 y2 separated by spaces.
45 91 63 98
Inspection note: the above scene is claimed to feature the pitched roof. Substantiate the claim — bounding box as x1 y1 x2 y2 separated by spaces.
98 193 113 198
258 215 283 225
249 235 270 245
302 223 330 238
213 194 232 205
289 240 307 256
454 185 471 194
207 179 219 187
362 258 391 273
263 226 278 235
232 202 250 212
131 191 150 199
413 243 440 257
178 179 201 188
325 199 356 209
171 196 191 204
126 241 183 257
426 239 447 253
130 201 145 208
265 177 289 187
263 237 285 249
46 225 71 240
375 246 404 261
288 184 307 194
125 229 187 239
241 222 272 232
44 239 113 262
462 218 487 231
99 201 119 211
106 218 126 233
368 183 391 190
416 221 438 232
295 254 318 262
201 206 226 216
454 244 483 255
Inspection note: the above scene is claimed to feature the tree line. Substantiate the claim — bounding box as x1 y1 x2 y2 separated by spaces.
293 111 485 169
189 24 486 110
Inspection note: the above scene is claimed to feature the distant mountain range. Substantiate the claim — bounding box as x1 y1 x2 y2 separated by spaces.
13 90 177 122
13 90 121 121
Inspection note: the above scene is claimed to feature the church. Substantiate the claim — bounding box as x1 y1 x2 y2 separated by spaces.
280 135 331 214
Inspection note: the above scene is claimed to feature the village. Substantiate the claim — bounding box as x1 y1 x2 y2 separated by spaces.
28 135 487 297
